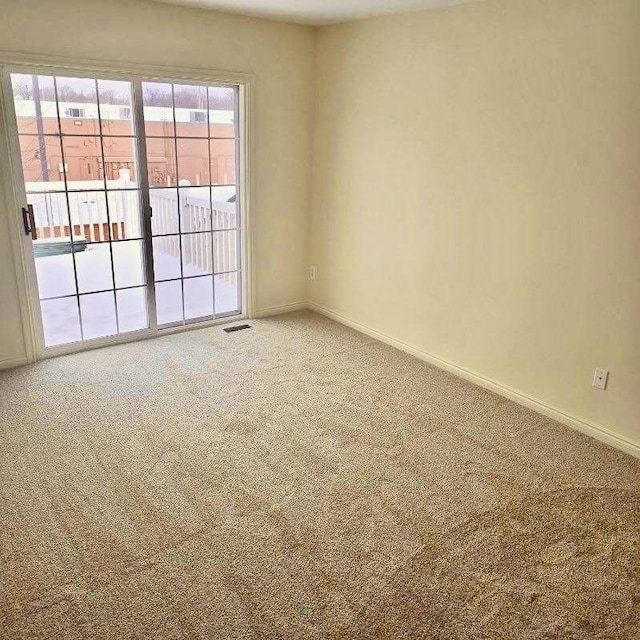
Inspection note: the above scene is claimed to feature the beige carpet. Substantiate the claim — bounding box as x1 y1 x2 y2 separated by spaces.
1 310 639 639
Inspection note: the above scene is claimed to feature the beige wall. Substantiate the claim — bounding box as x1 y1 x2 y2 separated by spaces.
1 0 638 451
0 0 315 365
309 0 640 446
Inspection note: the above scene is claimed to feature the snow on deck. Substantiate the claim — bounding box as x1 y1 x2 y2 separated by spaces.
37 242 239 347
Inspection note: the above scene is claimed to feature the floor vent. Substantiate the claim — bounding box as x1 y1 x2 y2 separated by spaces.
223 324 251 333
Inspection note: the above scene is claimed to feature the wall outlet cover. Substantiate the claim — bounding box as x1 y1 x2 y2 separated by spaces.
593 368 609 391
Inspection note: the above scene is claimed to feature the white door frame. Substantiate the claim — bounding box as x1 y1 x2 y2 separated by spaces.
0 51 255 362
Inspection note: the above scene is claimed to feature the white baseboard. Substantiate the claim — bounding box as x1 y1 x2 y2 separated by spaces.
0 355 29 371
308 302 640 460
253 301 308 319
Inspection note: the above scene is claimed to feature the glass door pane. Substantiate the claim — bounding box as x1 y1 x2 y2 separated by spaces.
144 81 242 327
6 70 243 356
9 73 150 348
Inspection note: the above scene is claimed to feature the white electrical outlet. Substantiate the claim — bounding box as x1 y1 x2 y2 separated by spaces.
593 368 609 391
309 266 317 280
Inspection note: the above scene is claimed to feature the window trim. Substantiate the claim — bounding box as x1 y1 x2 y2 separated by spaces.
0 51 255 362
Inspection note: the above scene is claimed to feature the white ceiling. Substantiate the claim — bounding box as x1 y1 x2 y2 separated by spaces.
150 0 480 26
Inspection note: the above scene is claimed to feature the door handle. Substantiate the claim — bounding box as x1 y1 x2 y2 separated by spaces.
22 205 36 240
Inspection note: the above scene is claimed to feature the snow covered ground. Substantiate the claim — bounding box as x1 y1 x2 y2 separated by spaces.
35 241 240 347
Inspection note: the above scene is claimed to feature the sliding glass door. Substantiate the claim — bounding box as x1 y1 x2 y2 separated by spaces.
3 68 243 354
141 81 241 328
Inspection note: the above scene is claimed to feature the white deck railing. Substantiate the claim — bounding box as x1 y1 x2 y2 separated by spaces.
150 187 237 279
27 181 139 243
27 177 238 278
